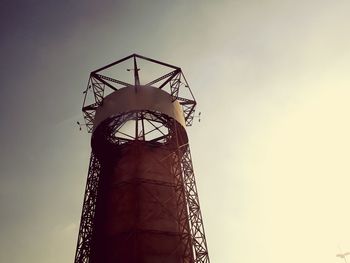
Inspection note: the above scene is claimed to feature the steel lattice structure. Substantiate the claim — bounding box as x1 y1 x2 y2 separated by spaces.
82 54 197 132
74 54 210 263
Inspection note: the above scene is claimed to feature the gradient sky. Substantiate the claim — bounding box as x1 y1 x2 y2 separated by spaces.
1 0 350 262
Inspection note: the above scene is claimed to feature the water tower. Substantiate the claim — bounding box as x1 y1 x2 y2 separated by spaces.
74 54 210 263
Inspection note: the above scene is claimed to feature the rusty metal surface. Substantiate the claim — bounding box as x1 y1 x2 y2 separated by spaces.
91 142 191 262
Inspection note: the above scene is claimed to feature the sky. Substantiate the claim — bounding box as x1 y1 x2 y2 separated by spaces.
1 0 350 262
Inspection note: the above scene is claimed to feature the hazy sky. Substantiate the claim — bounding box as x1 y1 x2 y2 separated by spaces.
1 0 350 262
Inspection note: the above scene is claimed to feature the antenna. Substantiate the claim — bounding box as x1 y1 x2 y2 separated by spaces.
127 56 140 91
76 121 87 131
194 112 201 122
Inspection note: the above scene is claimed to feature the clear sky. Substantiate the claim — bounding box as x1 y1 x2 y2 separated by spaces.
1 0 350 262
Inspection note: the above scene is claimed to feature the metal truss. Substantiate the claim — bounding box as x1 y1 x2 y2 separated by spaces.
172 146 195 263
82 54 197 132
74 153 101 263
92 110 176 149
180 145 210 263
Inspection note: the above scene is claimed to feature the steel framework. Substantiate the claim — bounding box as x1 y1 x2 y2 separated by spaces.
82 54 197 132
74 54 210 263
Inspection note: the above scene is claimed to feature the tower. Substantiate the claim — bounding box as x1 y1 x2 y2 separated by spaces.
74 54 210 263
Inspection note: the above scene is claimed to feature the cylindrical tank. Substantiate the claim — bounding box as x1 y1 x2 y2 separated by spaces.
89 86 193 262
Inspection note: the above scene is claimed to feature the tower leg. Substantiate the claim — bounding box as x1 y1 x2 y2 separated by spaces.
181 146 210 263
74 153 101 263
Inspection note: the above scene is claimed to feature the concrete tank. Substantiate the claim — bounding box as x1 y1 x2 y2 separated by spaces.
89 86 193 263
